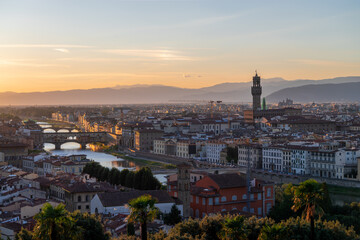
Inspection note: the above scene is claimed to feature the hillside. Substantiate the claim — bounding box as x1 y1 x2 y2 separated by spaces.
266 82 360 103
0 76 359 105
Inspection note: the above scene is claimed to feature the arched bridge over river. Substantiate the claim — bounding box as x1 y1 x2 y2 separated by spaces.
43 132 108 150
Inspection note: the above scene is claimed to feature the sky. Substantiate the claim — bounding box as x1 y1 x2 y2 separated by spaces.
0 0 359 92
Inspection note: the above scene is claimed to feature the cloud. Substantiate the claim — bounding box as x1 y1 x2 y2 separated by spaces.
288 59 349 66
54 48 70 53
183 74 202 79
100 49 198 61
0 59 62 67
0 44 91 48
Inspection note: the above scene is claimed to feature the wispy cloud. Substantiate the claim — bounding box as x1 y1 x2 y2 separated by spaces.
0 59 63 67
27 73 160 79
0 44 91 48
100 49 198 61
288 59 350 66
183 73 202 79
143 11 254 31
54 48 70 53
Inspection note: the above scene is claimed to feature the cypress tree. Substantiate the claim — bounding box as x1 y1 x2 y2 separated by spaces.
120 169 130 186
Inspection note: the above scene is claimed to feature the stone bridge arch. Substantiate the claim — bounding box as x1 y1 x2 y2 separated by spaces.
43 132 108 150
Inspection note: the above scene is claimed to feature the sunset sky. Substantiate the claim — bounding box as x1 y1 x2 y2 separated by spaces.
0 0 359 92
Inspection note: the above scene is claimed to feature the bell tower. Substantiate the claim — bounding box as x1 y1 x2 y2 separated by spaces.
251 71 262 111
177 163 191 218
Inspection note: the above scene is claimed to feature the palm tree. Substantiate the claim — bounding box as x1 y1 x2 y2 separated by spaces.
291 179 324 240
219 215 248 240
258 224 286 240
33 203 79 240
127 194 159 240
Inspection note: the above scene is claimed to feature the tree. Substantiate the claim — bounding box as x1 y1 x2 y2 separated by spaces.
108 168 120 185
134 168 145 190
164 204 182 226
219 215 248 240
100 168 110 182
268 184 300 222
292 179 325 240
125 171 135 188
140 167 161 190
258 224 287 240
15 228 33 240
127 223 135 236
72 212 110 240
96 167 105 180
120 169 130 186
226 146 238 164
127 194 159 240
33 203 80 240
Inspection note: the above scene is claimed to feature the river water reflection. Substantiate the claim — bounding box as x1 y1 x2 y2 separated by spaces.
39 122 167 183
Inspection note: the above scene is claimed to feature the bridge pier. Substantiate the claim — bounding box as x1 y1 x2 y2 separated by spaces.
80 143 87 150
54 143 61 150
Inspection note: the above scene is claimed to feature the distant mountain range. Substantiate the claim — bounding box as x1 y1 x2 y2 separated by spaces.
0 76 359 105
266 82 360 103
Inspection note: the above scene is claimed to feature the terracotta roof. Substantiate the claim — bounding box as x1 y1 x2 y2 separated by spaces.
63 182 115 193
207 173 247 189
97 190 175 207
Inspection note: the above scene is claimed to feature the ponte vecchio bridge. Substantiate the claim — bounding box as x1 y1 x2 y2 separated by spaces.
43 132 108 150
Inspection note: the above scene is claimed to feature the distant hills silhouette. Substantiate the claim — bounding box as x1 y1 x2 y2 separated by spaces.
0 76 359 105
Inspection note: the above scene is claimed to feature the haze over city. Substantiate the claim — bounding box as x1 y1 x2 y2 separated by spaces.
2 1 360 240
0 0 359 94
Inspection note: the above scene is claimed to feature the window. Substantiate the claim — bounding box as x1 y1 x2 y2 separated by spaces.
242 206 247 212
266 203 272 213
86 205 89 209
258 193 262 200
215 197 219 204
250 194 254 200
208 198 213 205
202 198 205 205
250 208 254 213
232 195 237 201
78 205 82 210
267 188 271 197
221 196 227 202
258 207 262 215
85 195 89 201
196 196 199 204
242 194 247 200
78 196 82 202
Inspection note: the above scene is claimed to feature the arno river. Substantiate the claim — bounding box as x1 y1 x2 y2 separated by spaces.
38 122 167 183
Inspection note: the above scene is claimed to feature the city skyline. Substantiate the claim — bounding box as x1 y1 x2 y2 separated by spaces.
0 0 359 92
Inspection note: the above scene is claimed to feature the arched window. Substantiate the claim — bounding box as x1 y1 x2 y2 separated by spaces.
242 194 247 200
221 209 227 212
195 209 199 218
221 196 227 202
232 195 237 201
243 206 247 212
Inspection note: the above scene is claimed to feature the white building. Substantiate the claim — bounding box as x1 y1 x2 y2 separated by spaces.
262 146 284 172
238 144 262 169
310 148 358 179
91 190 183 216
153 139 166 155
205 141 227 164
